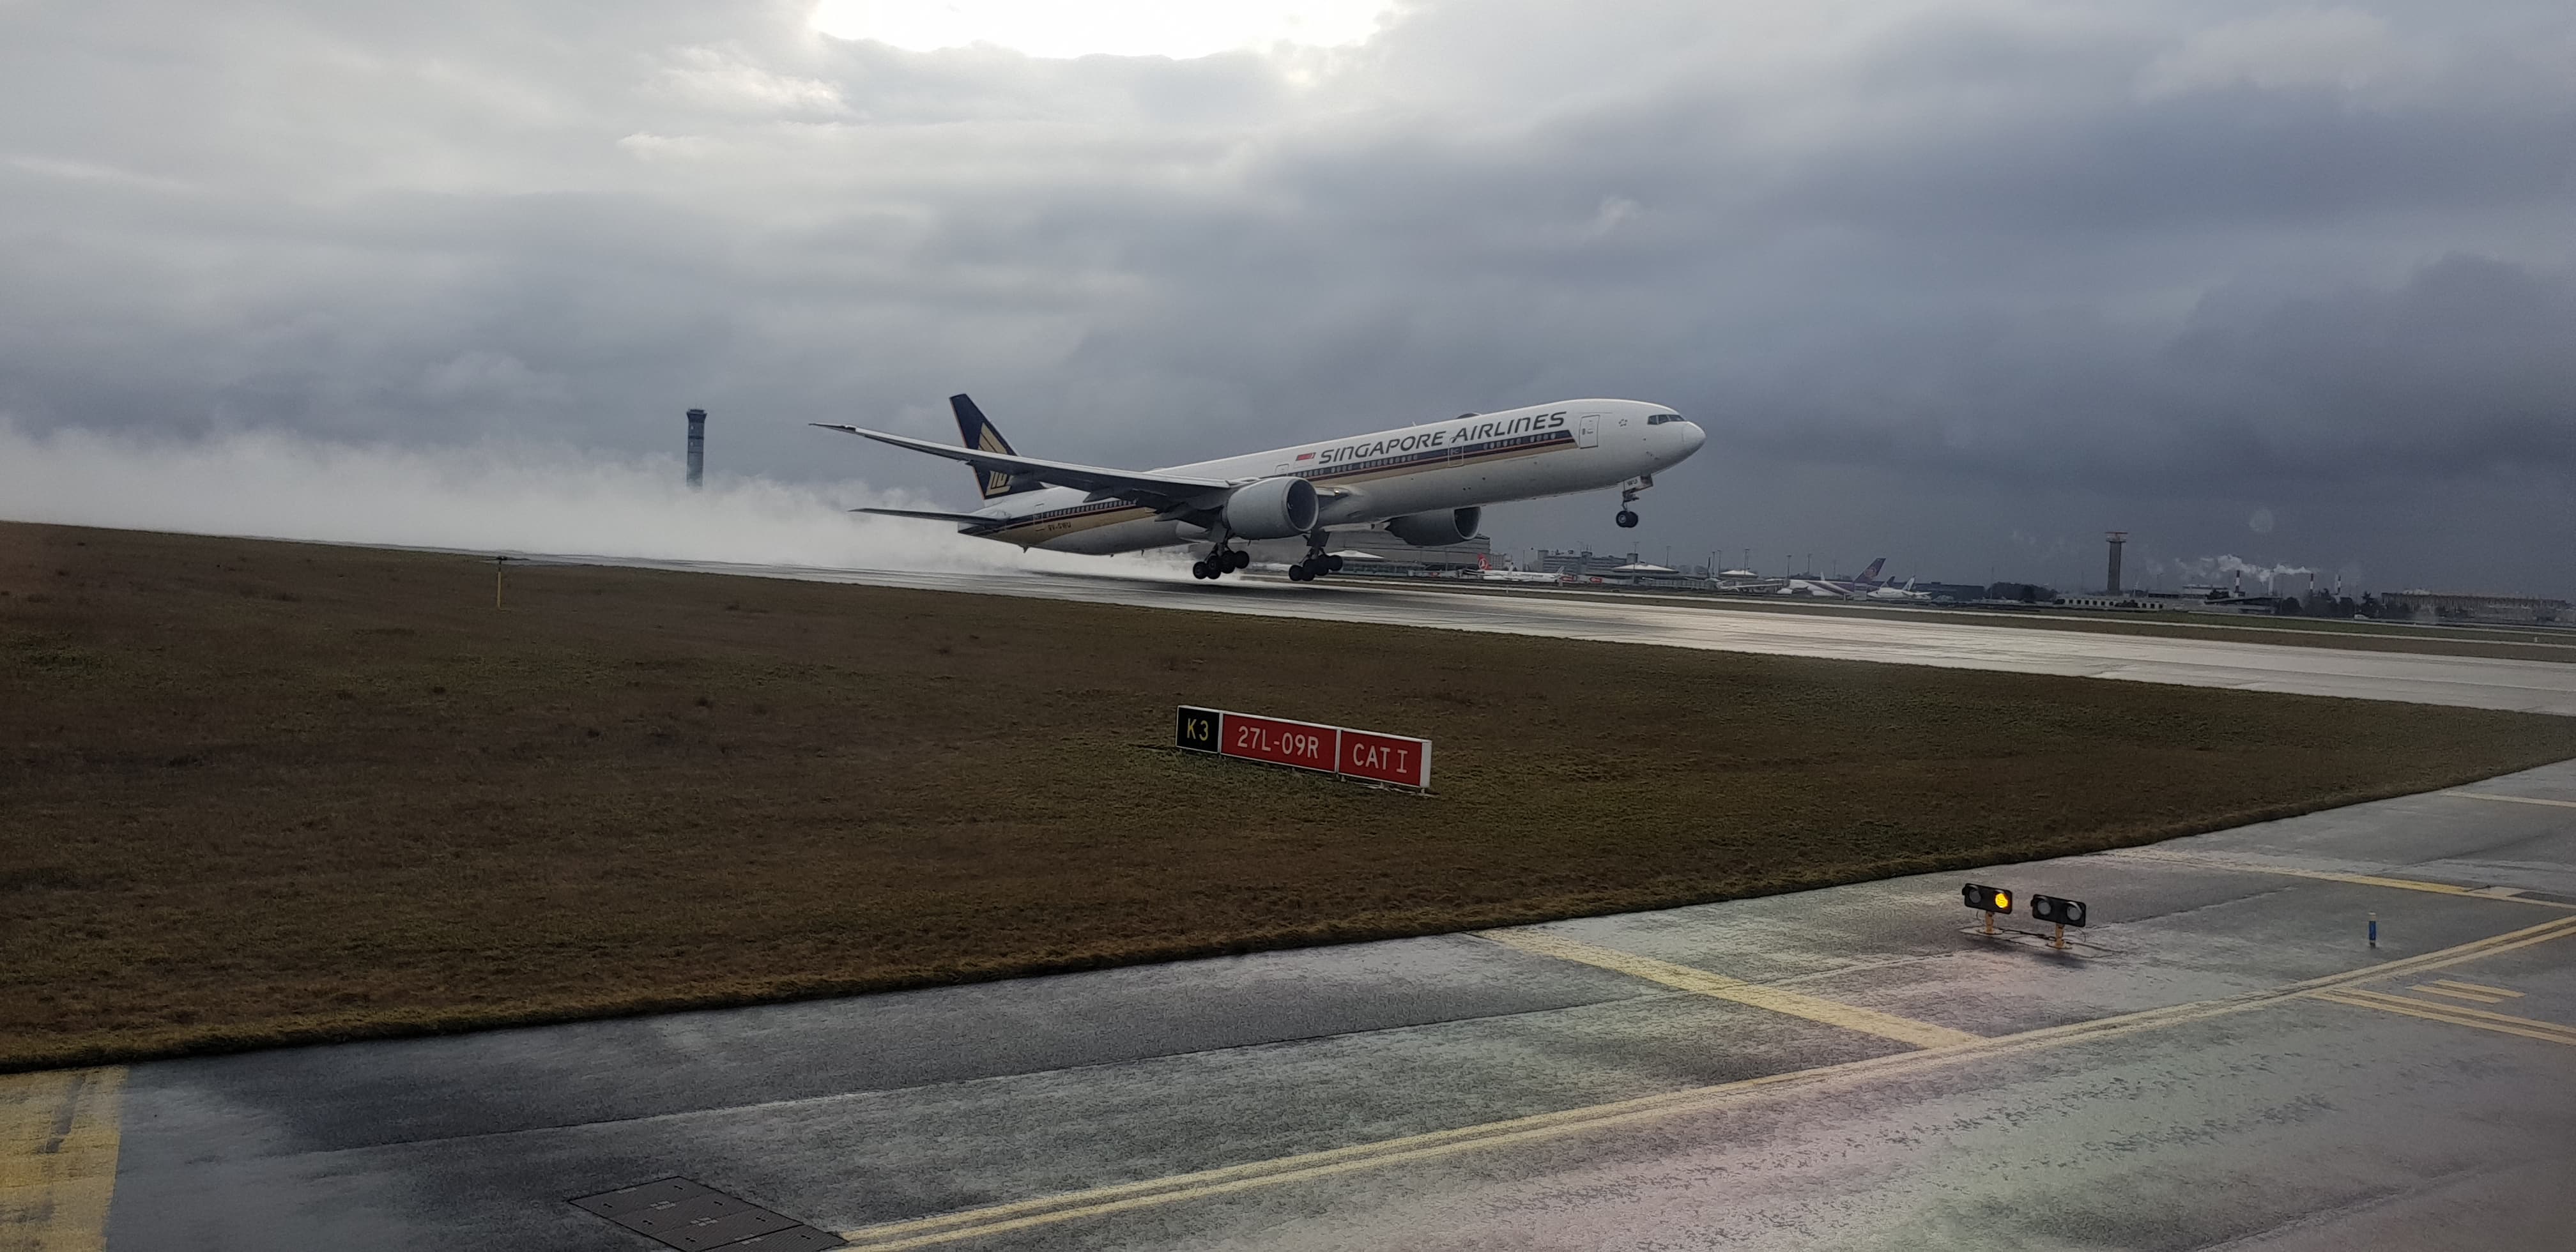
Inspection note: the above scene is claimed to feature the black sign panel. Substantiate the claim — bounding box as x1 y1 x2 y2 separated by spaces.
1962 883 2013 914
2030 894 2088 927
1176 705 1220 752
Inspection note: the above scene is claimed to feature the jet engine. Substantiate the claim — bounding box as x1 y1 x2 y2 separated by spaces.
1220 475 1320 540
1385 507 1482 547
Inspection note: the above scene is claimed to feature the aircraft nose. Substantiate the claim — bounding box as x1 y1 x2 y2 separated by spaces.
1677 420 1707 455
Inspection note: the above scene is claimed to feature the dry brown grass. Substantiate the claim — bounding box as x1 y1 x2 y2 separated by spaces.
6 520 2575 1071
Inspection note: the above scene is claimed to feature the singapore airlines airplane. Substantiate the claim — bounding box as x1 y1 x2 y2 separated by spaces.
818 394 1706 581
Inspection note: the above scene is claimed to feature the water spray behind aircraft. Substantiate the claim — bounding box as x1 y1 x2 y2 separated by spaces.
0 420 1128 577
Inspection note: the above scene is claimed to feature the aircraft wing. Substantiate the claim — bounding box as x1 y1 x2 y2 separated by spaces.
850 507 1003 525
813 424 1238 508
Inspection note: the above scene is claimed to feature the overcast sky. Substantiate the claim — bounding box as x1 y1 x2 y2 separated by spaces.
3 0 2572 593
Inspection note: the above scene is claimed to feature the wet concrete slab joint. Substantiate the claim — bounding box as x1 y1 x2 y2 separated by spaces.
572 1177 843 1251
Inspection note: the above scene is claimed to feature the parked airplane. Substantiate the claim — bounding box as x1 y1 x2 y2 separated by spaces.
1788 558 1900 599
1476 554 1563 584
1866 577 1933 602
819 395 1706 581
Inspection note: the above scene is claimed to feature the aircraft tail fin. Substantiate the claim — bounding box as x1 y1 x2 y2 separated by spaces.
952 393 1042 500
1477 554 1493 570
1859 557 1886 583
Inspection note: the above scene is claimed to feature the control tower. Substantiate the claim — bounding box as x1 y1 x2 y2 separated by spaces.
686 408 707 489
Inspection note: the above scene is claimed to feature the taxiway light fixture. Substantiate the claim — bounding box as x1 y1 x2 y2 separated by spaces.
1963 882 2011 935
2030 893 2088 950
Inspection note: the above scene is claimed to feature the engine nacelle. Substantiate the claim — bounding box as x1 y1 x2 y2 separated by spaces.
1385 507 1482 547
1220 475 1320 540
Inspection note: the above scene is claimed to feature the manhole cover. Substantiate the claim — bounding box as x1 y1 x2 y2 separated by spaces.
572 1177 841 1251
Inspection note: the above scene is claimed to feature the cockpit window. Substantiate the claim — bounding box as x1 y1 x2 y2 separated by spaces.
1646 413 1684 425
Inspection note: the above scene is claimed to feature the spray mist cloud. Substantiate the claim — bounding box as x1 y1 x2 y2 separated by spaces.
0 422 1140 576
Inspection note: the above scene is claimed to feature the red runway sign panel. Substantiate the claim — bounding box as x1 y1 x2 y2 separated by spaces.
1177 706 1430 788
1220 711 1339 773
1338 728 1431 788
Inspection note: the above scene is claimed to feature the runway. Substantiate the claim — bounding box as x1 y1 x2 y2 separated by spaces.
24 763 2575 1249
558 556 2576 716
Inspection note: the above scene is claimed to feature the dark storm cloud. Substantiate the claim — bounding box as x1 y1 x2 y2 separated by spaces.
2 0 2572 590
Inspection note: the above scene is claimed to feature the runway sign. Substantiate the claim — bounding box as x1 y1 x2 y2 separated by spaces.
1340 727 1432 788
1176 706 1431 789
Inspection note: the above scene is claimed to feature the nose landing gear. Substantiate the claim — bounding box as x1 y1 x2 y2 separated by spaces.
1613 474 1653 529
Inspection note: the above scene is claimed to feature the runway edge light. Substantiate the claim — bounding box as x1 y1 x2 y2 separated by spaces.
1963 882 2012 935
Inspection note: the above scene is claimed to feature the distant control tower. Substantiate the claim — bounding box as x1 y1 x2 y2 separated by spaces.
2105 531 2127 594
686 408 707 489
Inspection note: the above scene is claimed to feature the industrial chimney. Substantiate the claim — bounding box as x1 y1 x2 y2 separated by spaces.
2104 531 2127 595
686 408 707 489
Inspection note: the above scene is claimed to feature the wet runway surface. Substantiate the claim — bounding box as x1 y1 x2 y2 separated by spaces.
72 765 2576 1250
552 557 2576 715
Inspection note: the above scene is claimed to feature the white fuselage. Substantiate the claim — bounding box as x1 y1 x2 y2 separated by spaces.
955 399 1705 553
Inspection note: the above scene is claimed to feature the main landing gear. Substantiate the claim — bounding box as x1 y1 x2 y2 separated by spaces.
1192 546 1250 579
1614 473 1653 529
1287 540 1344 583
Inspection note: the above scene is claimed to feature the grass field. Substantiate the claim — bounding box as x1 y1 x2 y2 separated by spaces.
8 520 2576 1072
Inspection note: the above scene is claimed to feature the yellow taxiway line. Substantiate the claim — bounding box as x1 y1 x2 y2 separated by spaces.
836 912 2576 1249
1472 928 1982 1049
2311 988 2576 1048
2442 791 2576 811
2407 980 2519 1004
2101 848 2576 908
0 1067 126 1252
